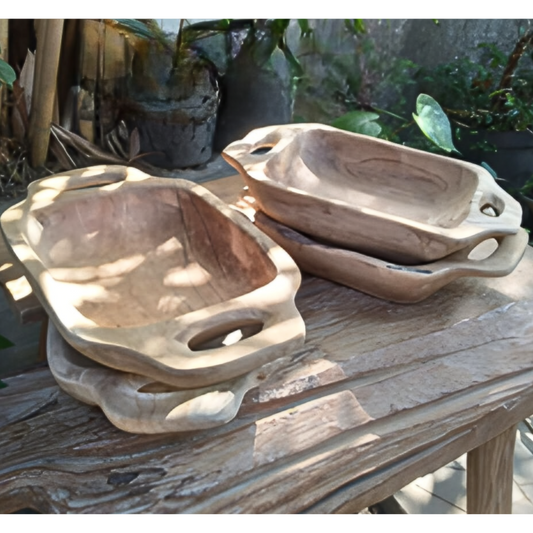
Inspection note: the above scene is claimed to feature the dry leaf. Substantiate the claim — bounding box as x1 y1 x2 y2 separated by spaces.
19 50 35 115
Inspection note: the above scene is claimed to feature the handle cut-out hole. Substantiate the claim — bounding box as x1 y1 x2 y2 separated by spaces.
468 238 499 261
138 382 184 393
188 319 264 352
250 146 273 156
7 507 44 518
481 203 500 217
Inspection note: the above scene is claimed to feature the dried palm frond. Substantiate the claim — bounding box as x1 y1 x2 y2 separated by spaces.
0 137 49 197
49 123 174 176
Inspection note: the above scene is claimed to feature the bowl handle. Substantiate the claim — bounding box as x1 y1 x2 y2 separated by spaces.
222 124 305 171
469 169 523 231
170 301 305 388
47 320 255 433
428 229 528 276
28 165 149 194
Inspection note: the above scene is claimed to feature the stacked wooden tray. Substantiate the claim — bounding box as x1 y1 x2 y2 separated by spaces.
1 165 306 433
223 124 527 303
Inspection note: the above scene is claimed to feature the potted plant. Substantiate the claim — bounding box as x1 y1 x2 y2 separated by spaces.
216 19 298 150
108 19 221 170
105 19 310 169
110 16 435 168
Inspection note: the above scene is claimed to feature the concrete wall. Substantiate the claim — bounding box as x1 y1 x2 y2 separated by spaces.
155 15 533 65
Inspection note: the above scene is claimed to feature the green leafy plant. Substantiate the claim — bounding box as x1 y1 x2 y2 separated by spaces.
416 28 533 133
110 19 306 78
331 110 381 137
112 19 168 43
332 93 460 155
412 94 460 154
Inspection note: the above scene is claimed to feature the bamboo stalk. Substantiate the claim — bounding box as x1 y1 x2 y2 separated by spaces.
97 20 105 147
0 19 9 136
78 20 95 143
28 19 64 168
57 20 80 124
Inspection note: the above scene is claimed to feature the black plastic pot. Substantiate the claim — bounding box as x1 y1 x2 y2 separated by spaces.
457 130 533 189
457 130 533 233
214 46 293 151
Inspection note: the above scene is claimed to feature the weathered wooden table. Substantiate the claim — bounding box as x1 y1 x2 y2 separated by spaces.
1 175 533 514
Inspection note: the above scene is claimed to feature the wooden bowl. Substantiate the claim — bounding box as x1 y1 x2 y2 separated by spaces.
223 124 523 265
47 321 280 434
1 165 305 388
249 208 528 304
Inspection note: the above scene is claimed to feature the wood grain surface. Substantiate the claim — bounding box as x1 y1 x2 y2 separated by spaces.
223 124 522 264
0 166 305 388
467 425 517 514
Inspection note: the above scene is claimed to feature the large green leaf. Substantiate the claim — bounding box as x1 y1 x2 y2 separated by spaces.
332 111 382 137
0 380 7 390
413 94 460 153
0 334 14 350
0 58 16 88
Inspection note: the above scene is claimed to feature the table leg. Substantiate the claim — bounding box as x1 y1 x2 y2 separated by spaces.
467 424 517 514
37 316 49 363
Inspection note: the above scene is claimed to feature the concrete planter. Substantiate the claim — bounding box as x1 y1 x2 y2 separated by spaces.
122 43 219 169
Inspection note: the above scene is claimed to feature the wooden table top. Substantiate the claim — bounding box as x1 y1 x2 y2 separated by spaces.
1 175 533 513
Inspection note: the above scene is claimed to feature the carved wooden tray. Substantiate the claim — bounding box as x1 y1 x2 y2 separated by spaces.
1 165 305 388
223 124 523 265
249 208 528 304
47 321 282 433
